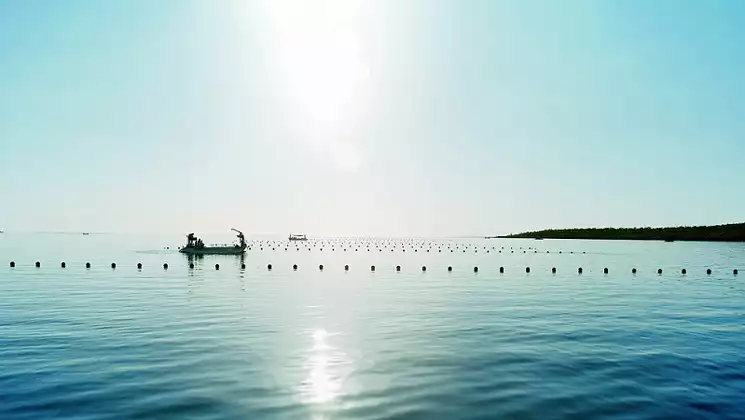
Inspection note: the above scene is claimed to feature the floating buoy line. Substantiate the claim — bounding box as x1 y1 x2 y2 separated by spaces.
5 238 738 276
6 260 740 276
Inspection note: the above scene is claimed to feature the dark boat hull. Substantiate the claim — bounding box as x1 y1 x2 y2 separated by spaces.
179 245 246 255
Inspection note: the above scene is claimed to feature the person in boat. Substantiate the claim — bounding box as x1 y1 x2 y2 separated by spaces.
235 231 246 248
185 233 204 249
230 228 246 248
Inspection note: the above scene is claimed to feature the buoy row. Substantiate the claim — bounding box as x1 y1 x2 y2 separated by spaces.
259 265 738 275
245 248 586 254
5 261 741 275
9 261 170 269
245 239 574 249
247 241 562 254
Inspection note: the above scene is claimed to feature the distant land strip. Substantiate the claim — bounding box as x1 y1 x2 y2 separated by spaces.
490 223 745 242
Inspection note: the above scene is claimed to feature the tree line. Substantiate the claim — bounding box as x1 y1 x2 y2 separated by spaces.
499 223 745 242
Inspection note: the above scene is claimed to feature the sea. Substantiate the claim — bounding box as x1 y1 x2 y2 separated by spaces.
0 232 744 420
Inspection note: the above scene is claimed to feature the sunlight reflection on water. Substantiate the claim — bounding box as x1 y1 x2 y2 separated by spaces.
2 235 744 419
300 329 350 405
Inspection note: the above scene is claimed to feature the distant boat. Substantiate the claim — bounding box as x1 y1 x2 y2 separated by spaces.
179 228 247 255
288 234 308 241
535 237 544 240
82 232 90 236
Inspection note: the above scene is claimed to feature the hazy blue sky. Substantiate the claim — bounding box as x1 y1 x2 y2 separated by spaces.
1 0 744 236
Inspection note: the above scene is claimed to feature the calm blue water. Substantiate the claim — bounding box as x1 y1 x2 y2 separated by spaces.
1 233 744 419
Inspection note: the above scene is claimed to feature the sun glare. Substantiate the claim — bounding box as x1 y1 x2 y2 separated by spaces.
260 0 370 172
300 328 349 404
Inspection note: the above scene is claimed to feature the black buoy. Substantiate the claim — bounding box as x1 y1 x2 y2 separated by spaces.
706 269 712 275
526 267 530 273
371 265 376 271
293 264 298 270
447 266 452 272
682 268 687 274
86 262 91 269
319 264 324 270
474 266 479 273
422 266 426 272
111 262 116 269
345 264 349 271
9 261 15 268
164 263 169 270
578 267 583 274
734 269 739 275
35 261 40 268
215 263 220 270
551 267 556 274
189 263 194 269
657 268 662 275
61 262 66 268
241 263 246 269
499 266 504 273
603 268 608 274
396 265 401 272
267 264 272 270
137 262 142 269
632 268 637 274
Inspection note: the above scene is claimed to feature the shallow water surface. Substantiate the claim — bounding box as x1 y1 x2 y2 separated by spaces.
0 234 744 419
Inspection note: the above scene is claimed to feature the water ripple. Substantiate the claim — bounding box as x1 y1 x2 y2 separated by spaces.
1 237 744 419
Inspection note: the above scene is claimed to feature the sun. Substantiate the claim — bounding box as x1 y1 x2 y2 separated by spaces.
259 0 370 171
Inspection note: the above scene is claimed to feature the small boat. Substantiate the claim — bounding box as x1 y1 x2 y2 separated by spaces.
82 232 90 236
288 234 308 241
179 228 247 255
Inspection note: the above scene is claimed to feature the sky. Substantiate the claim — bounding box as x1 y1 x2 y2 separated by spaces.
0 0 744 237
